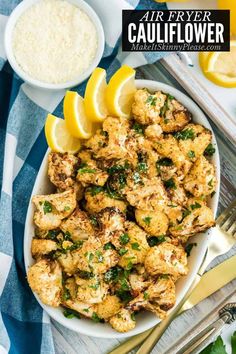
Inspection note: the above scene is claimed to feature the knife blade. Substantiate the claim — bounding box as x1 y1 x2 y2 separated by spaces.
109 255 236 354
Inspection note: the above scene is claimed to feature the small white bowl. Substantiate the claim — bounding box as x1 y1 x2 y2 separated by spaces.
4 0 104 90
24 80 220 338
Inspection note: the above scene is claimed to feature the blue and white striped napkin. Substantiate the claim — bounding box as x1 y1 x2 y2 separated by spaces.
0 1 167 353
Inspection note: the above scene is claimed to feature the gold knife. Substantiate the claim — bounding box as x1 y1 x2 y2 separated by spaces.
109 255 236 354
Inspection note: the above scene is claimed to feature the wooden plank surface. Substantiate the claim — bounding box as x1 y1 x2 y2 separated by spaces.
52 63 236 354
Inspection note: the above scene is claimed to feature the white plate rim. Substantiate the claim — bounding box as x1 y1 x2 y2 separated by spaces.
24 79 220 338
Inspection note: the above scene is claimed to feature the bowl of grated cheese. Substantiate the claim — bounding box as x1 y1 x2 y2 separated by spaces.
4 0 105 90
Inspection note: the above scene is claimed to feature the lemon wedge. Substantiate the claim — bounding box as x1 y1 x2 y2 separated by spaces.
84 68 108 122
45 114 81 153
106 65 136 118
203 41 236 88
63 91 93 139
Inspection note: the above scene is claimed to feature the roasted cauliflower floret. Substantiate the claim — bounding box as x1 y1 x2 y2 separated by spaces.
31 239 57 258
95 117 130 160
83 129 108 155
76 152 109 187
48 152 78 190
118 221 149 268
32 189 76 230
85 189 127 214
63 299 96 318
145 124 163 140
165 177 188 207
184 155 216 197
145 243 188 279
125 176 169 212
76 275 109 304
178 124 212 161
129 272 151 296
109 308 136 332
60 208 94 241
96 207 125 244
27 259 62 307
57 250 82 275
154 135 192 180
132 89 166 125
170 198 215 238
75 238 119 274
160 96 191 133
135 209 168 236
96 295 122 320
128 277 176 319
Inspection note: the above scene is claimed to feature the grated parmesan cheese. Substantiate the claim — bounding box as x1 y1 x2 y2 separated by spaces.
12 0 98 84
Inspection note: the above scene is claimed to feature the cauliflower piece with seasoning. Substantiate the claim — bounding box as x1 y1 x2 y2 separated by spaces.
31 239 57 258
137 139 160 179
96 207 125 244
132 89 166 125
27 259 62 307
85 189 127 214
129 272 151 296
170 198 215 238
75 238 119 274
154 135 192 180
63 300 96 318
118 221 149 268
57 250 81 275
178 124 212 161
128 277 176 319
184 155 216 197
109 308 136 332
165 177 188 207
75 275 109 304
60 208 94 241
48 152 79 190
135 209 169 236
76 151 109 187
145 242 188 279
96 295 122 320
160 96 191 133
145 124 163 140
83 129 108 154
125 176 169 212
95 117 130 160
32 189 76 230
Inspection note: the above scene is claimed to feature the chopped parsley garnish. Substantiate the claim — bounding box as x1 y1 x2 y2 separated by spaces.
157 157 173 166
95 250 104 263
133 122 144 135
88 185 104 196
146 95 157 106
164 178 177 190
77 270 93 279
101 130 108 137
187 150 195 159
62 288 71 301
133 171 142 184
43 201 52 214
104 267 120 283
119 248 128 256
116 290 133 303
131 242 140 251
63 308 81 319
143 216 152 226
90 215 98 227
64 231 72 240
182 208 191 220
91 312 102 323
131 313 136 321
204 143 215 157
208 179 213 187
83 308 89 313
104 242 115 250
185 243 197 257
137 162 148 172
47 229 60 240
85 252 94 262
144 291 149 300
147 235 166 247
107 163 129 175
119 233 130 245
175 128 195 140
190 202 201 210
159 274 170 280
89 280 100 290
78 166 96 174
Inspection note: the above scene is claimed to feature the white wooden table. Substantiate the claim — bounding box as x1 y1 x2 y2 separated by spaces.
51 62 236 354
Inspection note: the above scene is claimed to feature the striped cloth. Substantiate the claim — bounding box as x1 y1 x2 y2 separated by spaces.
0 1 167 353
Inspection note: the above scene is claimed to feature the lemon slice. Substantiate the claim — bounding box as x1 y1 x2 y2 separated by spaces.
63 91 93 139
45 114 81 153
203 41 236 88
199 52 210 72
106 65 136 118
84 68 108 122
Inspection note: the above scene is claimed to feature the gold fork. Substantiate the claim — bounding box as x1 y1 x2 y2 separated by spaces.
109 199 236 354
